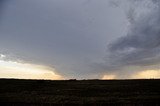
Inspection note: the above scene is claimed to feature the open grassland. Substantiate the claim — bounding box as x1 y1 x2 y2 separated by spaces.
0 79 160 105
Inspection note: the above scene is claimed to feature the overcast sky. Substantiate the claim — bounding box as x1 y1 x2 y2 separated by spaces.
0 0 160 79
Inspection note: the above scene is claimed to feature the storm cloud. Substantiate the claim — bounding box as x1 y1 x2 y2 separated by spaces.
0 0 127 79
0 0 160 79
100 0 160 76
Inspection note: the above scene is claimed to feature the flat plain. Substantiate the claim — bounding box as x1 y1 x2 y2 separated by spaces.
0 79 160 105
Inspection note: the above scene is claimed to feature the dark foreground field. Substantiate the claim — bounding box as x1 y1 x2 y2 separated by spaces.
0 79 160 106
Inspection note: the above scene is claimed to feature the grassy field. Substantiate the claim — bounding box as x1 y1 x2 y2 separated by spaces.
0 79 160 105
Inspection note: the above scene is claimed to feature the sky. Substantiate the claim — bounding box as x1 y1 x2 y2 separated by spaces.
0 0 160 80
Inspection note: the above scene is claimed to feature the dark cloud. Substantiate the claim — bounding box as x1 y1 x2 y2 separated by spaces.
2 0 159 79
0 0 9 20
0 0 6 11
0 0 127 79
103 0 160 71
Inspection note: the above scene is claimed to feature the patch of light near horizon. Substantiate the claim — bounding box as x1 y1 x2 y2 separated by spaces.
102 74 116 80
0 54 63 80
131 70 160 79
102 70 160 80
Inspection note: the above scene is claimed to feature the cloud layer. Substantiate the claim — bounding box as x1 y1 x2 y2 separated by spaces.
0 54 62 80
99 0 160 79
0 0 127 79
0 0 160 79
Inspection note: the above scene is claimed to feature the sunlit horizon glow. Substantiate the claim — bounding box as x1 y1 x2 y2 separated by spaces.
0 54 160 80
0 55 63 80
102 74 116 80
102 69 160 79
131 70 160 79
